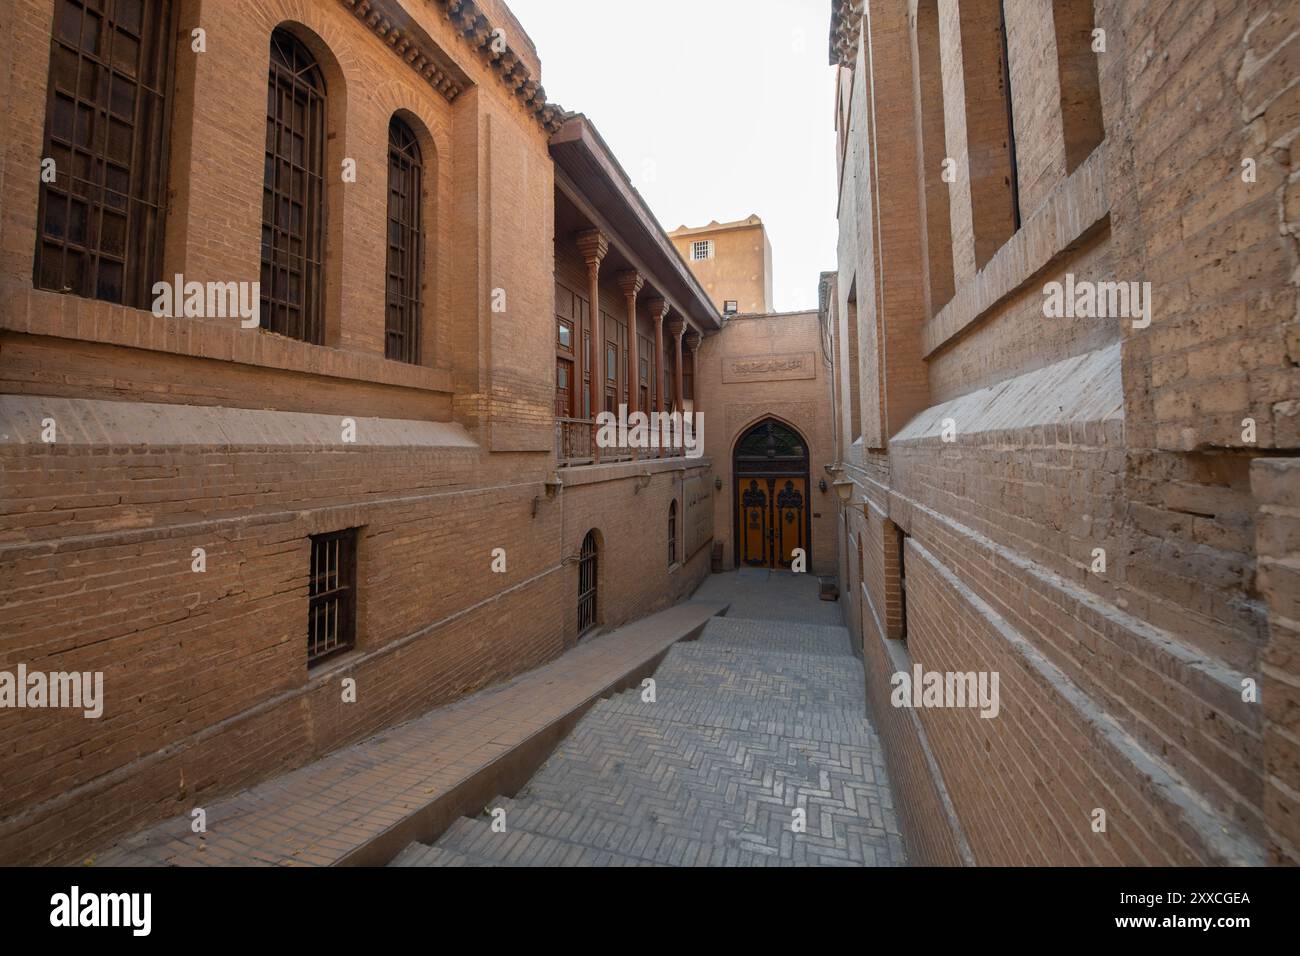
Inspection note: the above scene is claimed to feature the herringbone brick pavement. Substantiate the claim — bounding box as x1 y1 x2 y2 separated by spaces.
391 571 905 867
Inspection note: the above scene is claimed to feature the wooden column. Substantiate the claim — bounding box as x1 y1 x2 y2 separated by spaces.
684 328 702 417
668 315 686 417
576 229 607 457
617 271 643 460
646 297 668 456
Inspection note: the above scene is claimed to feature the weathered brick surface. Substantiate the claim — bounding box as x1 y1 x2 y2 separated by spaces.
0 0 715 865
829 0 1297 865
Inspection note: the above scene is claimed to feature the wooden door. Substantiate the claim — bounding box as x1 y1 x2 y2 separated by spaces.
735 476 808 569
773 477 807 569
738 478 770 567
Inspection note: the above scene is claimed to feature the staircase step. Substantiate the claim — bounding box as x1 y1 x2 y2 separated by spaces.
387 842 470 867
435 814 646 866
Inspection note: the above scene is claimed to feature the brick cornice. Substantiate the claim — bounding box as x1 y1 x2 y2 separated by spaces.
430 0 567 132
339 0 567 132
341 0 466 100
829 0 863 67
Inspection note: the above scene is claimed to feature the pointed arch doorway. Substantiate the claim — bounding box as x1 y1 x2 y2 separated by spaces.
733 419 810 570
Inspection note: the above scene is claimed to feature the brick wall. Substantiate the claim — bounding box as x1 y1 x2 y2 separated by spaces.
0 0 714 864
829 0 1298 865
698 311 839 575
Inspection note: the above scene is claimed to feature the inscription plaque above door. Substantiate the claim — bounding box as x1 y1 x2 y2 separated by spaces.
722 352 817 384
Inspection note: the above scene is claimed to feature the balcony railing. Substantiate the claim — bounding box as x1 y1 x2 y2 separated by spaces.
555 416 690 467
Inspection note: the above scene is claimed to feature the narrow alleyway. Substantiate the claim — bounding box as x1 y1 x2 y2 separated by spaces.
391 571 906 866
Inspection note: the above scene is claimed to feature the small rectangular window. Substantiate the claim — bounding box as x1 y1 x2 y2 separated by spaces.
724 300 739 315
308 529 357 666
691 239 714 261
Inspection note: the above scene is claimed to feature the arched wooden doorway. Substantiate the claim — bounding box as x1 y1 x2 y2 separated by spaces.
733 419 810 570
578 530 599 635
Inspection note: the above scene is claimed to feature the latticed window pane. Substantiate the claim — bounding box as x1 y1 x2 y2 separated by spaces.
35 0 177 307
261 29 326 344
385 116 423 363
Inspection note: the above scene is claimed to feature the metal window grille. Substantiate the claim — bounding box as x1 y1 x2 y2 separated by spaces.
578 530 598 635
668 501 677 566
385 116 423 363
308 528 357 665
35 0 178 307
691 239 713 261
261 28 326 344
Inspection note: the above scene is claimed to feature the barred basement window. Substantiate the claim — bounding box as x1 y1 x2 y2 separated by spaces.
308 528 357 666
578 530 598 636
668 500 678 566
385 116 423 363
691 239 713 261
261 28 326 344
35 0 179 307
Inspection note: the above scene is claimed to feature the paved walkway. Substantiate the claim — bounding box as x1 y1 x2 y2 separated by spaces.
91 599 727 866
392 570 906 867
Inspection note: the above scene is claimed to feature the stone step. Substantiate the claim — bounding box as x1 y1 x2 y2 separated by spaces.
499 790 876 866
587 694 876 742
482 797 784 867
433 813 646 866
697 618 855 657
387 842 470 867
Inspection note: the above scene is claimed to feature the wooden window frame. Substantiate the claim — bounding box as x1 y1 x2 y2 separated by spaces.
35 0 179 307
261 28 327 345
385 116 423 363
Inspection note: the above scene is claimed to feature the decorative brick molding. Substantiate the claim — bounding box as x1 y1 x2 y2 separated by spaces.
340 0 466 100
339 0 567 132
432 0 566 131
828 0 863 67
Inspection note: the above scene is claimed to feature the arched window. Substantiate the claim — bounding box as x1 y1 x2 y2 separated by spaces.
385 116 423 363
668 500 678 566
261 28 326 344
670 502 681 567
578 530 598 635
35 0 179 306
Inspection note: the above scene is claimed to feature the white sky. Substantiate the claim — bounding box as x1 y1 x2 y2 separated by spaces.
507 0 839 313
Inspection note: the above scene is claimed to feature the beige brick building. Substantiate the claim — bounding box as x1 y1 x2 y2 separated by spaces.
0 0 722 864
669 215 774 316
827 0 1299 865
1 0 1296 872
